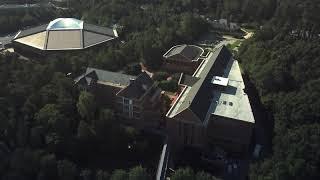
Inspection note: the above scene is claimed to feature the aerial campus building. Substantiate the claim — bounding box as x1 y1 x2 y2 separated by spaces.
74 45 255 154
75 68 163 129
162 44 206 74
166 46 255 153
12 18 118 55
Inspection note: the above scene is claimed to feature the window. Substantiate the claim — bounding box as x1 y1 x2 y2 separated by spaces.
123 98 133 118
123 98 130 105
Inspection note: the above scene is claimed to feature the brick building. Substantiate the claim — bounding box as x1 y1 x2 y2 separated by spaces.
162 44 205 74
75 68 162 129
166 46 255 154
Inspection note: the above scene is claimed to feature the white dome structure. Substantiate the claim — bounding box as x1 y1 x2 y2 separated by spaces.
47 18 84 30
13 18 118 51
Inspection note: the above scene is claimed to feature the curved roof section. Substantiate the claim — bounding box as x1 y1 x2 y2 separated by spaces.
163 44 204 62
47 18 84 30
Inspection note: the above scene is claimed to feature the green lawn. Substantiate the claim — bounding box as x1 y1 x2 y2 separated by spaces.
228 40 242 50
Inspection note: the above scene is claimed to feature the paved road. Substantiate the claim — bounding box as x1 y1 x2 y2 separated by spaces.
0 2 64 9
241 28 255 39
0 35 14 47
0 3 41 9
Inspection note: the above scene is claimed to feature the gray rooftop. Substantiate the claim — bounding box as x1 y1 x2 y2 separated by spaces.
75 67 136 87
166 46 254 124
207 59 255 123
14 24 48 39
13 18 118 50
75 68 155 100
163 44 204 62
117 72 154 100
167 46 230 121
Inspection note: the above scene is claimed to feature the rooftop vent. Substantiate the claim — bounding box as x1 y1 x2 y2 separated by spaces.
211 76 229 87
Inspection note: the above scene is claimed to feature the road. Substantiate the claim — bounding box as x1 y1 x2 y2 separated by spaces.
0 2 67 9
0 35 14 46
211 37 237 51
0 3 41 9
241 28 254 39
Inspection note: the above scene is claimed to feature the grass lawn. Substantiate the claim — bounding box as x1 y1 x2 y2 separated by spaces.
228 40 242 50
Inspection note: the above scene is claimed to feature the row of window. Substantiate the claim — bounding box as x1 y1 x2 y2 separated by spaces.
122 97 141 119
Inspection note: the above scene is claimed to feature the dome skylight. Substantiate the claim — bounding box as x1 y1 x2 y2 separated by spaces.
47 18 83 30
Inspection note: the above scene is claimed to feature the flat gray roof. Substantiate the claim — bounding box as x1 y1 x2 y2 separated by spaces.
166 46 254 124
204 59 254 123
166 46 231 122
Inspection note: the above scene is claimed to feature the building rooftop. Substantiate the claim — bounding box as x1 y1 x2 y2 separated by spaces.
204 59 255 124
117 72 154 100
166 46 254 124
75 67 155 100
163 44 204 62
47 18 83 30
211 76 229 87
75 67 136 87
13 18 118 51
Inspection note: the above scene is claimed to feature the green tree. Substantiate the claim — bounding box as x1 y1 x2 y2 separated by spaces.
77 91 96 121
110 169 128 180
38 153 58 180
57 159 77 180
196 171 221 180
171 168 195 180
96 169 110 180
77 120 95 141
35 104 70 135
128 166 150 180
95 108 116 139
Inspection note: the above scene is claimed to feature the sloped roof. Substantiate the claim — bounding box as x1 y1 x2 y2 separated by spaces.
75 68 155 100
75 67 136 87
163 44 204 62
14 24 48 39
117 72 154 100
166 46 232 123
13 18 118 50
178 73 200 87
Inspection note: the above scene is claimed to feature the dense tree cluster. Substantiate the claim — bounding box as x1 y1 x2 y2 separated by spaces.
0 7 72 35
238 2 320 178
0 53 162 179
170 168 221 180
0 0 319 179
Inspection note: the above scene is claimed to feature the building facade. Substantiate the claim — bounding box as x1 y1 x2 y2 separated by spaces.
75 68 162 129
162 44 205 74
166 46 255 154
